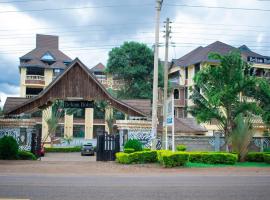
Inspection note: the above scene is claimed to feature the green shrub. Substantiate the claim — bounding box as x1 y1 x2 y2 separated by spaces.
0 136 19 160
189 152 238 164
124 139 143 152
116 150 158 164
143 148 151 151
159 151 189 168
45 146 81 152
176 145 187 151
116 152 132 164
263 148 270 153
124 148 135 154
17 151 36 160
264 154 270 164
245 152 265 162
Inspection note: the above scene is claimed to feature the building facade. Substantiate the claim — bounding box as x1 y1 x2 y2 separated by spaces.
169 41 270 136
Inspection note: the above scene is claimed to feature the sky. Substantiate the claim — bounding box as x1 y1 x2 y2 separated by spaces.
0 0 270 107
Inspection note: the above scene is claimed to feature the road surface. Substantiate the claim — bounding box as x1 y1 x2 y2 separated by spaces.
0 173 270 200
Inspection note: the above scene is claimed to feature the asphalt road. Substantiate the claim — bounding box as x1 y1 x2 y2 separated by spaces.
0 173 270 200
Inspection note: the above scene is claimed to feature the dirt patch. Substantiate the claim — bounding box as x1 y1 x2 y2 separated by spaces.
1 160 270 176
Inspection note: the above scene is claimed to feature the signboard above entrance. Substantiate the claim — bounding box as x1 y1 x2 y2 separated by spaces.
64 101 94 108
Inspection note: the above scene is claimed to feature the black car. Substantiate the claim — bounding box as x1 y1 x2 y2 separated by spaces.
81 143 95 156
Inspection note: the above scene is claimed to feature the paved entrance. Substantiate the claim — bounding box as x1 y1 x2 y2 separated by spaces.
41 153 96 162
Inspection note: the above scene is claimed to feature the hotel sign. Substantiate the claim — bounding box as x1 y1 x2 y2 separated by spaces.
248 56 270 64
64 101 94 108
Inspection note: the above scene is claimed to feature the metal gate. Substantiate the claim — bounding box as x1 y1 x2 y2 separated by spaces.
31 125 42 158
96 132 120 161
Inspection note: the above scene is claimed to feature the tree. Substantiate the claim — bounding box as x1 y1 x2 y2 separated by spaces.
231 114 254 162
106 41 163 99
43 100 76 147
189 51 261 149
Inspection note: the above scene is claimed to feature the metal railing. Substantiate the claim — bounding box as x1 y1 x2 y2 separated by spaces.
26 94 37 99
26 75 45 81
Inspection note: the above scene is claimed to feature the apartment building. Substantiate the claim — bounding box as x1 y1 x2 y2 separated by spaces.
19 34 72 98
169 41 270 135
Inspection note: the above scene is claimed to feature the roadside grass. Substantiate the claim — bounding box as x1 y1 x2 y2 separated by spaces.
186 162 270 168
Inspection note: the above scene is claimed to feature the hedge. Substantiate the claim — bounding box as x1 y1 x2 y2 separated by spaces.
176 145 187 151
124 148 135 154
45 146 81 152
17 151 36 160
0 136 19 160
116 151 157 164
264 154 270 164
158 151 189 168
189 152 238 164
124 139 143 152
245 152 265 162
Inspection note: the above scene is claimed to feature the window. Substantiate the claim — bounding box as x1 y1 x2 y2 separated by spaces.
73 125 85 138
185 67 188 79
174 89 179 99
195 63 200 74
55 126 64 138
41 52 55 61
185 87 188 99
53 68 64 77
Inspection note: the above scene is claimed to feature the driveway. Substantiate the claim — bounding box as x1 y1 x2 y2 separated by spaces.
41 152 96 162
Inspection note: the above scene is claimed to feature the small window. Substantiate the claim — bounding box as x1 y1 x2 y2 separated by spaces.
195 63 200 74
19 128 27 145
174 89 179 99
41 52 55 61
185 67 188 79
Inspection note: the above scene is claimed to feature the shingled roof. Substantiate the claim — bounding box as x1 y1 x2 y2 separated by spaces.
173 41 236 67
90 63 106 72
19 34 72 69
122 99 151 116
3 97 28 114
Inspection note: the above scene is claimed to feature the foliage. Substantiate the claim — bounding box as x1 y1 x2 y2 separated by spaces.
124 139 143 152
231 114 254 162
264 154 270 164
123 148 135 154
17 151 36 160
263 148 270 152
143 148 151 151
158 151 189 168
0 136 19 160
176 145 187 151
245 152 266 162
43 100 77 146
188 152 238 164
189 51 263 148
186 162 270 168
45 146 81 152
106 41 163 99
63 135 73 145
116 150 158 164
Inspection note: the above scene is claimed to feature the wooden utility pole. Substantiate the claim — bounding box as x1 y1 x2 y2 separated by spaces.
163 18 171 150
151 0 163 149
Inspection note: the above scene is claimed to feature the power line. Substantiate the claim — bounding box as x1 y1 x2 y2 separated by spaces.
0 4 154 14
165 3 270 12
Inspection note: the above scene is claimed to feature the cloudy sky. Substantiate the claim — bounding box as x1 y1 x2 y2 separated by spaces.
0 0 269 107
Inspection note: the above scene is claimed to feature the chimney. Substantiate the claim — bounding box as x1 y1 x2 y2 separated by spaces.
36 34 59 49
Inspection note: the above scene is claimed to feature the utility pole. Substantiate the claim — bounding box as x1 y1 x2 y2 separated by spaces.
151 0 163 149
163 18 171 150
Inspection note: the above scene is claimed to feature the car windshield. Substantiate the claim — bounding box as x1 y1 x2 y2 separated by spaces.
83 144 92 147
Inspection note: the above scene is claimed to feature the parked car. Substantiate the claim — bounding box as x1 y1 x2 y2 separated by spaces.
81 143 95 156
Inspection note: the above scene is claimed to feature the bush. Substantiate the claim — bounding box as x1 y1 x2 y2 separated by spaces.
159 151 189 168
245 152 265 162
124 148 135 154
264 154 270 164
124 139 143 152
176 145 187 151
143 148 151 151
189 152 238 164
17 151 36 160
116 150 158 164
0 136 19 160
263 148 270 153
45 146 81 152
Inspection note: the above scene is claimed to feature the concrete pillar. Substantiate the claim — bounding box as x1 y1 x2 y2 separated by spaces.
85 108 94 139
64 112 73 138
42 108 51 143
105 106 113 134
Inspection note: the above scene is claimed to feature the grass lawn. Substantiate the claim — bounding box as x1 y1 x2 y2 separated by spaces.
186 162 270 168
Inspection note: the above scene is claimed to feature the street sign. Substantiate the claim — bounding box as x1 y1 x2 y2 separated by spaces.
64 101 94 108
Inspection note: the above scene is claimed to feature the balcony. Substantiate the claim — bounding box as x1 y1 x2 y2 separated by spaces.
25 75 45 85
174 99 186 107
26 94 38 99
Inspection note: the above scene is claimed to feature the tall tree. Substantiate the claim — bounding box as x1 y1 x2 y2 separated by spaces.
106 41 163 99
189 51 262 149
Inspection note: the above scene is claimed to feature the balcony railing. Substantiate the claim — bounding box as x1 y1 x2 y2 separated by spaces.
26 75 44 81
174 99 186 107
25 75 45 85
26 94 38 99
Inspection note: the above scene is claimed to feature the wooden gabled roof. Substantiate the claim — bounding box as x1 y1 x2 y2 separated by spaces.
5 58 147 117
